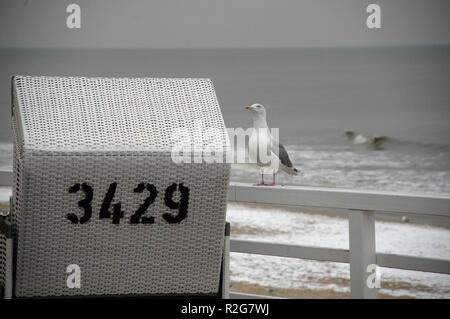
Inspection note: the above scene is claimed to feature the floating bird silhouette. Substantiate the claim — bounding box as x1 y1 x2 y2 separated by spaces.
345 130 388 149
245 103 299 186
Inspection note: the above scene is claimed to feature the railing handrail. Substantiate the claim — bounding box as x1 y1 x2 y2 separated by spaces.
230 239 450 274
228 182 450 217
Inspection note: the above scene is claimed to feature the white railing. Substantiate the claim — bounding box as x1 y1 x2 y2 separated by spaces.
227 182 450 299
1 171 449 298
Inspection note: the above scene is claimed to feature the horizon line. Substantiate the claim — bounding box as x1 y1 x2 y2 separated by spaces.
1 44 450 51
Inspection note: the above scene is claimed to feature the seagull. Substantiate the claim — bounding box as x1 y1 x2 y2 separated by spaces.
245 103 299 186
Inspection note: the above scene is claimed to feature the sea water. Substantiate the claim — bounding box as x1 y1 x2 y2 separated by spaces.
1 47 449 195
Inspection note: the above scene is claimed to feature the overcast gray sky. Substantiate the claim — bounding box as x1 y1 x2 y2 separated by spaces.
1 0 449 49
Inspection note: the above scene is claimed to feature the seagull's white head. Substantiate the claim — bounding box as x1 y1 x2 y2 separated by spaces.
245 103 266 117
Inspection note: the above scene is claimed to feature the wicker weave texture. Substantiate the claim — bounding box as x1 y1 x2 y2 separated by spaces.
11 76 230 297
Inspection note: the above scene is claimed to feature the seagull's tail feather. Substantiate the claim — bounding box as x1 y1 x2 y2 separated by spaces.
280 164 299 176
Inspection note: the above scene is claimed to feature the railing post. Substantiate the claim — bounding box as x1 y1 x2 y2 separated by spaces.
1 209 14 299
348 210 377 299
222 222 230 299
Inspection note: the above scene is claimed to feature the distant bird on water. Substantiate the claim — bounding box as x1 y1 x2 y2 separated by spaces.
345 130 388 149
245 103 299 186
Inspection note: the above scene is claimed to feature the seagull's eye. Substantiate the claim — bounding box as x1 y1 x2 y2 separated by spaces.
256 105 261 108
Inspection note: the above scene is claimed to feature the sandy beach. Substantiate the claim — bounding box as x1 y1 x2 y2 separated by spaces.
230 282 415 299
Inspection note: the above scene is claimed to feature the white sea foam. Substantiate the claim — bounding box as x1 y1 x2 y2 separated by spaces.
231 144 450 196
0 187 11 202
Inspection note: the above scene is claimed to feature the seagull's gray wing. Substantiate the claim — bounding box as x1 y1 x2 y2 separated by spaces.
278 143 294 168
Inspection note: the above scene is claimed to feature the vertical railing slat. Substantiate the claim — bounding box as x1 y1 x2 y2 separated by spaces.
348 210 377 299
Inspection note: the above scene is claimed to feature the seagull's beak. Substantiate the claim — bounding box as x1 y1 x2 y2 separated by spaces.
245 105 253 110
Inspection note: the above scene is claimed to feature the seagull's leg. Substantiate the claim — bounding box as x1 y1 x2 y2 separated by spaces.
265 172 276 186
254 168 266 186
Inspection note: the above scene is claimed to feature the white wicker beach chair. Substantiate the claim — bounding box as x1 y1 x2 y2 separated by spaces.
0 75 231 298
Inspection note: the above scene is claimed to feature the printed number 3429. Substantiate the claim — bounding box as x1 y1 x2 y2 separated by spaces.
67 182 189 225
